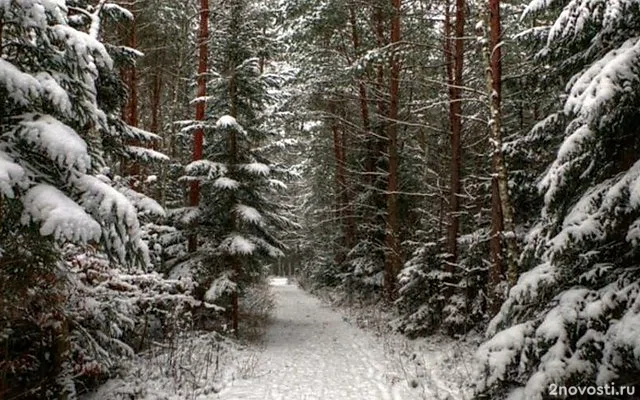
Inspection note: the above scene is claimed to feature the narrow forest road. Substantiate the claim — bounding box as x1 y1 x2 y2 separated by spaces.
215 279 429 400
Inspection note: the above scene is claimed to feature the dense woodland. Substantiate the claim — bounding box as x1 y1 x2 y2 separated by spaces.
2 0 640 398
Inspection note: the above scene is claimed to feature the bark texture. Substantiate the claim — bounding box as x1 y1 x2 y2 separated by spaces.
329 101 356 258
444 0 465 270
188 0 209 252
485 0 519 312
384 0 403 301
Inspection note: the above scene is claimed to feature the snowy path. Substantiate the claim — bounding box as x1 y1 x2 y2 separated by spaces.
215 280 424 400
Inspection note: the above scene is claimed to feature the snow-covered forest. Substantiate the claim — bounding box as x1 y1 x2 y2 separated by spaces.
2 0 640 399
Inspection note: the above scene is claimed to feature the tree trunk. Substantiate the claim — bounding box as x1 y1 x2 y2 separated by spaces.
127 15 140 189
445 0 465 271
489 174 504 314
162 39 188 208
231 264 239 336
229 65 240 337
384 0 403 301
328 101 356 258
188 0 209 252
0 194 3 242
485 0 518 292
150 72 164 200
229 100 239 338
488 0 519 287
374 5 387 124
349 5 374 188
127 17 138 128
368 3 389 254
487 0 504 315
150 72 162 135
484 0 519 312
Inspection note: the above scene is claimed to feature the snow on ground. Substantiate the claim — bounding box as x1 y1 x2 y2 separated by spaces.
382 334 476 400
82 278 475 400
269 276 289 286
214 280 475 400
80 332 260 400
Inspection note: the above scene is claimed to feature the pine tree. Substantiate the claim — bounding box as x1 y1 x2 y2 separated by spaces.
476 1 640 398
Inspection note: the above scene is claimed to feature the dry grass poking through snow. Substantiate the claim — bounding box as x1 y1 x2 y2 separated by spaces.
80 331 264 400
239 280 276 343
81 281 276 400
326 294 479 400
388 335 479 400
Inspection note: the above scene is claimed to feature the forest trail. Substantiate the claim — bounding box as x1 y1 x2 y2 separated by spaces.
215 279 427 400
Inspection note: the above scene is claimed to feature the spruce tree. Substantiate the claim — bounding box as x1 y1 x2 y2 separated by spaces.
476 1 640 398
179 0 294 334
0 1 162 396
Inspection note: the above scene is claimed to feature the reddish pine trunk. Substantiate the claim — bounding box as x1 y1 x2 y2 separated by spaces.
445 0 465 270
490 0 502 101
188 0 209 252
486 0 519 293
384 0 403 301
488 0 504 314
489 177 504 313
